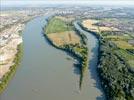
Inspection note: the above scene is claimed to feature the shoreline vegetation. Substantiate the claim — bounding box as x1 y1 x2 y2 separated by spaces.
80 20 134 100
43 16 89 90
0 44 23 94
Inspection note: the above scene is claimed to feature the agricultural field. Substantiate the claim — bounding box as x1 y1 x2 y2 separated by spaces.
99 18 134 34
45 17 73 34
112 40 134 49
45 17 80 46
47 31 80 46
82 19 119 33
82 18 134 68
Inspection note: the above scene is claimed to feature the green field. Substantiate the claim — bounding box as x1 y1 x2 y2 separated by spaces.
45 17 73 34
115 49 134 67
99 28 134 68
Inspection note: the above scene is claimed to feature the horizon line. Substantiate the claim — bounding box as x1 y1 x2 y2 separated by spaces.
1 0 134 7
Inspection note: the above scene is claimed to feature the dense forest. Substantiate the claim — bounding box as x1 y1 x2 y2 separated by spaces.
98 39 134 100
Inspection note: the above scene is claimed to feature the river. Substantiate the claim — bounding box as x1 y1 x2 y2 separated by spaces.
0 16 105 100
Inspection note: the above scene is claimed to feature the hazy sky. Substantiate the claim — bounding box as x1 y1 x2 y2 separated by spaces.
1 0 134 6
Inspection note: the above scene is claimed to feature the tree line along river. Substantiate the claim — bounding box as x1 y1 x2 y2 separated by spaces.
0 16 105 100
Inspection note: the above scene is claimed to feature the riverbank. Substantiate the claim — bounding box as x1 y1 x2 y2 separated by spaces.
0 11 40 94
0 24 24 95
0 43 23 94
1 15 105 100
44 16 89 90
80 19 134 100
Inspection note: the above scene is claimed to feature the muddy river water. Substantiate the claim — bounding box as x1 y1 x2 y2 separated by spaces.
0 16 105 100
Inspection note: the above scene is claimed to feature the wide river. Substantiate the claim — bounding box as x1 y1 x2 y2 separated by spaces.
0 16 105 100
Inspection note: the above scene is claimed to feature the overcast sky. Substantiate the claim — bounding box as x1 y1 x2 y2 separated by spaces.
1 0 134 6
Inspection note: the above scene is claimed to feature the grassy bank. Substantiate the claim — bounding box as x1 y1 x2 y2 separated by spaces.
45 17 73 34
44 16 89 90
0 44 23 94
